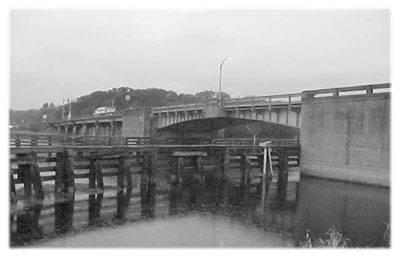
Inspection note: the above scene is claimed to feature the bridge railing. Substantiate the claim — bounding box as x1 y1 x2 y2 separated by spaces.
221 93 302 110
302 83 390 99
152 103 205 114
52 111 124 124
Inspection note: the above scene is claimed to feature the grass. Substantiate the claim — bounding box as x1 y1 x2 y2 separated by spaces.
300 227 351 248
300 224 390 248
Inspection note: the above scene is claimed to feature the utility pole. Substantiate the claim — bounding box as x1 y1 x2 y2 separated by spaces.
67 99 72 120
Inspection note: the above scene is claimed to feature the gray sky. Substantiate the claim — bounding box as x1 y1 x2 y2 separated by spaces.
10 9 390 110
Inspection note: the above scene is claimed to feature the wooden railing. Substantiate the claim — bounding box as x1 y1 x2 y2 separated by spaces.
211 138 300 147
9 133 151 148
10 133 301 149
9 133 217 148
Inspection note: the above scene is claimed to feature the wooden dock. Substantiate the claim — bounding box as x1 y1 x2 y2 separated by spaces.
9 136 300 206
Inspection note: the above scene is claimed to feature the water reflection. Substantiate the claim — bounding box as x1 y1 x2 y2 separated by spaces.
54 199 74 234
88 194 103 226
140 182 156 219
10 174 389 247
12 204 43 244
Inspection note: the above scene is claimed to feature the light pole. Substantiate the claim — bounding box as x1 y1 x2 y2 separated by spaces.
218 56 231 107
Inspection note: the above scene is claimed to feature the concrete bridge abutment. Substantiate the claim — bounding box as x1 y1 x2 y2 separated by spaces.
300 87 390 186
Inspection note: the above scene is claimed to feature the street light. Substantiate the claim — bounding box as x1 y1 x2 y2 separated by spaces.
218 56 231 106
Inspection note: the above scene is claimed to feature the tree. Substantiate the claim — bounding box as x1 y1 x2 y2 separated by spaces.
42 102 49 109
195 91 231 102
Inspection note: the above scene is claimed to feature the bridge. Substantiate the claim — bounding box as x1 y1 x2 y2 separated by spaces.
52 92 303 138
49 83 390 186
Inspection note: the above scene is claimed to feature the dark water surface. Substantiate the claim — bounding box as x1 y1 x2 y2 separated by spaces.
10 171 389 247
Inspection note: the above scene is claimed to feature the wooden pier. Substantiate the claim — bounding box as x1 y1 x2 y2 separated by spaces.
9 135 300 206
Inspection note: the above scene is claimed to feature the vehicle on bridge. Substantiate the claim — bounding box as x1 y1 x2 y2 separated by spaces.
93 106 116 117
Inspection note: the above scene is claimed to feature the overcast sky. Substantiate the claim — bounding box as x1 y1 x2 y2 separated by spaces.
10 9 389 110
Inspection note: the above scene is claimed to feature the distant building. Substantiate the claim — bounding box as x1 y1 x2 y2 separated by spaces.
93 106 116 117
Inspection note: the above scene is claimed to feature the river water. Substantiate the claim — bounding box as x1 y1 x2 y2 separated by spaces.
10 170 389 248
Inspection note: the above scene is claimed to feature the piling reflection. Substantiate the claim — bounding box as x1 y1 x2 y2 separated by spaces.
88 193 103 226
140 181 156 219
54 198 74 234
10 174 389 247
114 186 133 223
12 203 43 244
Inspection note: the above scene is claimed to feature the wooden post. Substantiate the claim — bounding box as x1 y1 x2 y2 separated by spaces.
150 148 157 184
240 151 247 182
10 166 17 203
89 153 97 190
177 156 184 184
268 148 273 177
31 135 38 147
277 149 288 201
30 153 44 200
140 151 150 185
55 152 64 195
65 150 75 197
15 135 21 148
124 154 133 188
117 156 126 190
196 156 204 182
95 157 104 191
263 148 267 177
16 154 32 201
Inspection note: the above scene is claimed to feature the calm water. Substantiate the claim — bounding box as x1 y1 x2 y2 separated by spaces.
10 170 390 247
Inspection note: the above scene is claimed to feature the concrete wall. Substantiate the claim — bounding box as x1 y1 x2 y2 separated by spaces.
122 108 152 137
300 93 390 186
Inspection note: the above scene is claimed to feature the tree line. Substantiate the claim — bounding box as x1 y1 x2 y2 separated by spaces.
10 87 231 127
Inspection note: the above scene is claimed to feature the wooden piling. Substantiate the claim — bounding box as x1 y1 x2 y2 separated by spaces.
89 153 97 190
16 154 32 201
277 149 289 201
15 135 21 148
29 153 44 200
65 150 75 196
117 155 126 190
176 156 184 183
240 151 247 181
196 156 204 182
121 153 133 187
150 148 157 183
55 152 65 195
95 158 104 191
10 166 17 203
140 151 150 185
